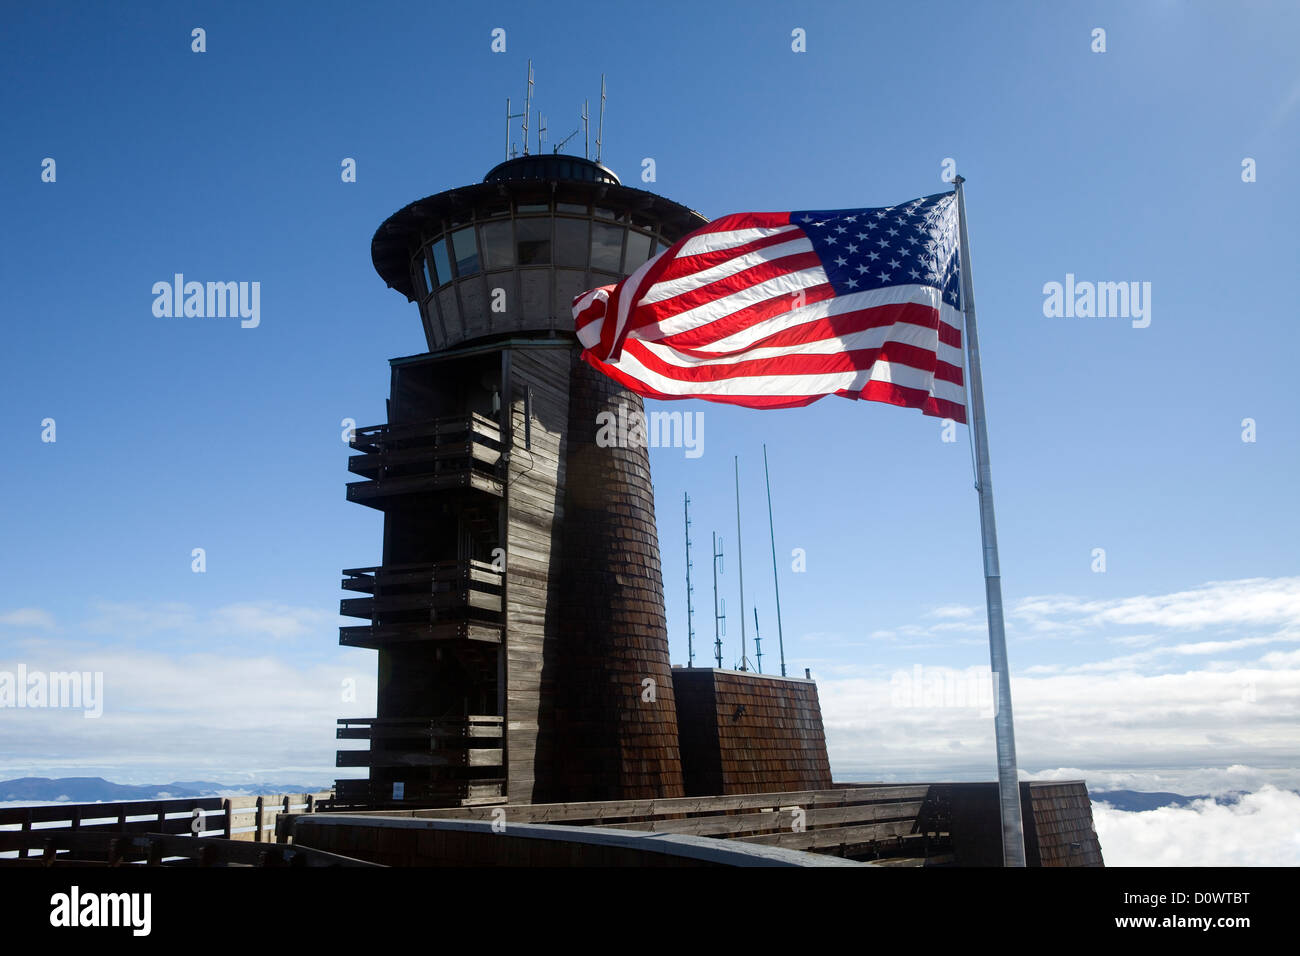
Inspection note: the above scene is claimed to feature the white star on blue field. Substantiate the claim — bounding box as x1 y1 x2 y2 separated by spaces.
793 193 962 306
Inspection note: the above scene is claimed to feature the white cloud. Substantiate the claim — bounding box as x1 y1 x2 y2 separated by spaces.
928 605 978 620
1012 577 1300 635
85 602 199 637
209 603 333 641
0 643 374 781
0 608 57 631
84 600 331 644
823 653 1300 778
1092 786 1300 866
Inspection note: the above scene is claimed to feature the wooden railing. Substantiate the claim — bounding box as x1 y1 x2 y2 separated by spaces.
0 829 378 867
0 791 332 860
340 559 504 619
345 412 504 503
336 717 504 769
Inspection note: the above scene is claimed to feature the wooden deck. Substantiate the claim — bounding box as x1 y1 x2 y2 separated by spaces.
0 781 1102 867
325 783 948 862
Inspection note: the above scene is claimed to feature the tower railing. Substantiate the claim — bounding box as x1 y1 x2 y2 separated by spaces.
345 412 504 504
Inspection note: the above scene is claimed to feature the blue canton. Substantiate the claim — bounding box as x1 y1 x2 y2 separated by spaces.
790 192 962 308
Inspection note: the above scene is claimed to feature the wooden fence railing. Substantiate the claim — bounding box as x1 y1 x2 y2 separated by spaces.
0 791 332 859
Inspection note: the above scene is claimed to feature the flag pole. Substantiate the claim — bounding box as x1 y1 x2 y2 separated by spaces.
953 175 1026 867
762 444 787 677
734 455 748 671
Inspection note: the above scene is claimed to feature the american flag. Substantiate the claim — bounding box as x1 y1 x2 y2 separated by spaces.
573 190 967 423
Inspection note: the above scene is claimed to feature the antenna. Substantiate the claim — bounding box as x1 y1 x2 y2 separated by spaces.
684 493 696 667
753 608 763 674
596 74 606 163
537 110 547 155
735 456 748 671
506 96 526 160
712 532 725 668
555 127 579 154
521 59 534 156
582 99 590 159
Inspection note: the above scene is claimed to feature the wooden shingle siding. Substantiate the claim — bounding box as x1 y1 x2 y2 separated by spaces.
674 669 832 796
538 354 685 802
1027 781 1104 867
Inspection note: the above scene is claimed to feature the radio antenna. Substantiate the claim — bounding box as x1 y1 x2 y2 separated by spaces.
684 493 696 666
596 74 606 163
582 99 590 159
521 59 534 156
555 127 579 154
506 96 525 160
712 532 725 668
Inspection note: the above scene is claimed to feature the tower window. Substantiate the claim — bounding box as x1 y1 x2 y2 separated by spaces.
419 255 434 296
554 218 588 267
430 238 452 287
480 220 514 269
515 218 551 265
591 222 624 272
451 227 480 277
625 230 652 270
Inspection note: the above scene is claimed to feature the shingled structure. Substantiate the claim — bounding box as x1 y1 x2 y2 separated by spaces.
673 668 832 796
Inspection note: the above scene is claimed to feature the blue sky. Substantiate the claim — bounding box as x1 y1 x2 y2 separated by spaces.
1 0 1298 821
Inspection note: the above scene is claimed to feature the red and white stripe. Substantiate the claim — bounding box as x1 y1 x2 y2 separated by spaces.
573 210 967 422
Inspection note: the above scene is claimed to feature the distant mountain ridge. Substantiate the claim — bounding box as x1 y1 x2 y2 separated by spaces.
1088 789 1209 811
1084 788 1290 811
0 777 331 803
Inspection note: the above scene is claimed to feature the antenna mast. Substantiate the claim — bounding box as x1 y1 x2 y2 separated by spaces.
712 532 724 668
582 99 590 159
521 59 534 156
753 608 763 674
553 126 579 156
684 493 696 667
506 98 525 160
596 74 606 163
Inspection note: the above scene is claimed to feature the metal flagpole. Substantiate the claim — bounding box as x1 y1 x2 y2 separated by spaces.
734 456 748 671
762 444 787 677
684 492 695 667
953 175 1026 867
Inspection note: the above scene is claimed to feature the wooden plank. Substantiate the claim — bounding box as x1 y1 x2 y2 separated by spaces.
0 796 228 826
601 800 925 836
737 819 918 850
0 829 379 867
337 749 504 769
363 786 932 824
